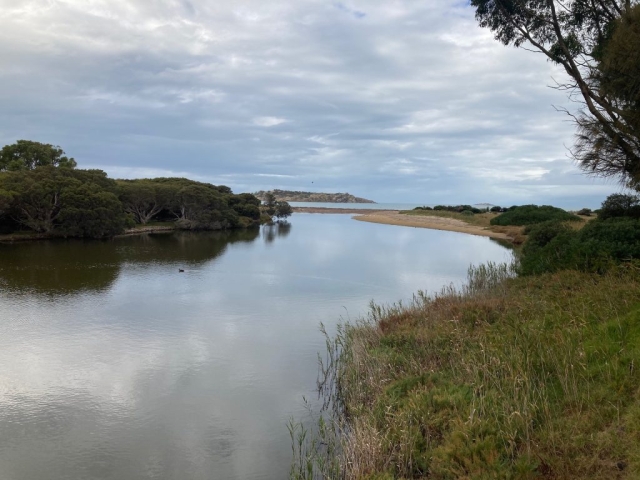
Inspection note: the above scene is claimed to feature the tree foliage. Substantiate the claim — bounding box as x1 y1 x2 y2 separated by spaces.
0 140 77 171
274 201 293 220
117 180 172 225
471 0 640 186
260 190 292 220
0 167 128 236
0 141 270 238
598 192 640 219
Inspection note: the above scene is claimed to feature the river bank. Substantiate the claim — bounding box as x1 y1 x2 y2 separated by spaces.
0 224 178 243
353 210 510 240
295 263 640 479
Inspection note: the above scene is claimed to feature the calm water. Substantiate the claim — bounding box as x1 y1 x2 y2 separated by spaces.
0 214 511 480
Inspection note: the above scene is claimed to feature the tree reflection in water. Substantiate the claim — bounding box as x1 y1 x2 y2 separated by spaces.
0 228 263 296
262 221 291 244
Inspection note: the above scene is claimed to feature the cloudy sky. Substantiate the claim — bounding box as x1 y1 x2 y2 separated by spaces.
0 0 625 207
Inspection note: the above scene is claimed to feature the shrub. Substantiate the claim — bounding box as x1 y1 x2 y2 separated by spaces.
522 220 573 248
490 204 582 226
576 208 592 216
519 217 640 275
460 210 474 216
490 206 502 212
598 193 640 220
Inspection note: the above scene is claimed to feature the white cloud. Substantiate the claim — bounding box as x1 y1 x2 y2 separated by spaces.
0 0 618 206
252 116 289 127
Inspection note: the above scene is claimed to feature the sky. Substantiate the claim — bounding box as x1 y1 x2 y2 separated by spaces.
0 0 627 208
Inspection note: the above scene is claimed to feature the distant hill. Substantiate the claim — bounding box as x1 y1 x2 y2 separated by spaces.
254 189 375 204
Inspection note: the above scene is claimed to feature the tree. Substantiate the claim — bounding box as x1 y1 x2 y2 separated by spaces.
0 188 13 217
118 180 171 224
471 0 640 186
263 191 277 216
598 192 640 218
169 184 233 230
0 140 77 171
0 167 127 237
57 185 129 238
1 167 75 232
274 200 293 220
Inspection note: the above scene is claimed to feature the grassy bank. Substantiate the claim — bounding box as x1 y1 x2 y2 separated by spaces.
294 262 640 479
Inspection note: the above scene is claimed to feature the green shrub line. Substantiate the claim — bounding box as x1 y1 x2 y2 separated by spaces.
490 204 582 226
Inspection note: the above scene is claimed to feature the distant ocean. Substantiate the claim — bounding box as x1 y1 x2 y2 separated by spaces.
289 202 495 210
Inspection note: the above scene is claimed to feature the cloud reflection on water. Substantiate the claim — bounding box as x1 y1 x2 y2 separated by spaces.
0 214 512 479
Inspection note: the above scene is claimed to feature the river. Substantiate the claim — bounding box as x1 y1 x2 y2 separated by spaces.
0 213 511 480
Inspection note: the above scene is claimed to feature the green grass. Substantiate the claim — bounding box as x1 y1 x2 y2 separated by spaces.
293 263 640 479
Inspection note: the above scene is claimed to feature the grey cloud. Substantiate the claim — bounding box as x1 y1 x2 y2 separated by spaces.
0 0 620 207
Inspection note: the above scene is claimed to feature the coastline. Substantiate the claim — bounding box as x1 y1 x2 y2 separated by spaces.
292 206 394 214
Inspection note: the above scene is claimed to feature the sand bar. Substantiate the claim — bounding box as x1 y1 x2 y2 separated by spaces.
353 211 510 240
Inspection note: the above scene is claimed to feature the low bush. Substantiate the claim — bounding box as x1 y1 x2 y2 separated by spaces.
598 193 640 220
577 207 592 216
519 217 640 275
490 204 581 226
432 204 482 214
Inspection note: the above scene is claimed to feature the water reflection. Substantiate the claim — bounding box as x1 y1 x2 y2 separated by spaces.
0 215 512 480
262 221 291 244
0 229 260 296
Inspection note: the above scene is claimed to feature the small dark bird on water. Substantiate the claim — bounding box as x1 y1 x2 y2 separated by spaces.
179 269 184 272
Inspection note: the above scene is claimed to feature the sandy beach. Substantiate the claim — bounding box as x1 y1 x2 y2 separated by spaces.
354 211 510 240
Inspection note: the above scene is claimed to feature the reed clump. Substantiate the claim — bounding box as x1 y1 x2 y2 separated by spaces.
293 262 640 479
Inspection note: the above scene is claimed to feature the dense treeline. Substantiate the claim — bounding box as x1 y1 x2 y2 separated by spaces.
116 177 263 230
0 140 269 238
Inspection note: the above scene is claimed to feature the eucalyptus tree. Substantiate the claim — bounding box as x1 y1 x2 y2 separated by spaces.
118 180 172 224
0 140 77 171
0 167 127 237
471 0 640 185
274 201 293 220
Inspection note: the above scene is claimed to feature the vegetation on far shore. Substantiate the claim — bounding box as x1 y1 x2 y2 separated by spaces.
0 140 291 240
254 189 375 204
